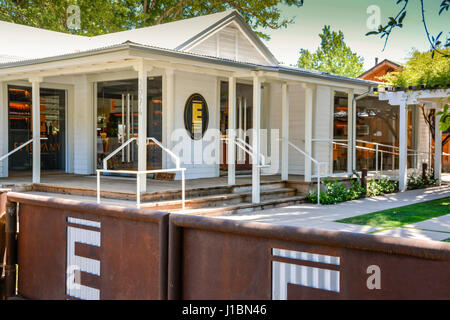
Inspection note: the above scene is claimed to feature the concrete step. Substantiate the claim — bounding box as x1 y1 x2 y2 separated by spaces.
139 187 296 210
175 195 308 216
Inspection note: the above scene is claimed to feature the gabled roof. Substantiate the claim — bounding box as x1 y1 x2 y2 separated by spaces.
0 9 277 65
358 59 402 79
90 10 235 51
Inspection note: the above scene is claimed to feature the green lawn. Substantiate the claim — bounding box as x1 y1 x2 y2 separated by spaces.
443 238 450 243
336 197 450 231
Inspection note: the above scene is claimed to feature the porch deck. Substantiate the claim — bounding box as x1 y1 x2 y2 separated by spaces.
0 173 309 194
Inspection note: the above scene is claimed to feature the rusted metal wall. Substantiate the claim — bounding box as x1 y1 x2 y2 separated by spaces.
3 191 450 300
7 192 168 300
0 189 9 297
168 214 450 300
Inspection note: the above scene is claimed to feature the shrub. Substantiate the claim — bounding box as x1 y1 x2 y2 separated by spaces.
407 171 438 190
366 177 398 197
307 177 400 205
306 179 366 205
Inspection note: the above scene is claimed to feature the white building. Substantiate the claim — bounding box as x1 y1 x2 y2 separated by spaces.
2 10 443 205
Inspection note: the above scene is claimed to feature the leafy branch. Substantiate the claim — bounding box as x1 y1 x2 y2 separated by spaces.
366 0 449 58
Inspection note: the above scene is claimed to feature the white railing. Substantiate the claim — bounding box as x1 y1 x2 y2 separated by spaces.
96 168 186 209
103 137 137 170
0 137 48 162
312 138 434 175
97 137 186 210
147 137 181 168
222 137 270 168
284 139 328 205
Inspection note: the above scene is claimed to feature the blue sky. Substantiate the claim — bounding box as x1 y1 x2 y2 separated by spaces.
259 0 449 70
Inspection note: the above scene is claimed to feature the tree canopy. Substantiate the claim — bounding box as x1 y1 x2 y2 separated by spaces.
382 49 450 132
0 0 305 40
381 49 450 88
297 25 364 78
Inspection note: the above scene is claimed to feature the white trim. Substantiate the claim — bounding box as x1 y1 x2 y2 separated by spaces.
185 20 275 65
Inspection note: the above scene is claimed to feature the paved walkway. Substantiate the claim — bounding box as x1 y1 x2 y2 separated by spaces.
218 184 450 241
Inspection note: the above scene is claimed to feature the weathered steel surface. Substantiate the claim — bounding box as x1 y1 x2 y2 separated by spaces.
3 201 17 299
169 213 450 300
10 192 168 300
0 189 9 265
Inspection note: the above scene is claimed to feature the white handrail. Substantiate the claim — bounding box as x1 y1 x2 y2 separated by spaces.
313 138 436 174
97 168 186 210
284 139 327 205
103 137 137 170
235 137 268 166
0 137 48 162
147 137 181 169
222 137 269 168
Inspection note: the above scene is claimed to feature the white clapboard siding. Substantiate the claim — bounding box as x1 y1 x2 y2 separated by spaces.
417 107 431 154
313 86 333 174
73 77 94 175
172 71 219 180
269 83 307 175
189 23 269 65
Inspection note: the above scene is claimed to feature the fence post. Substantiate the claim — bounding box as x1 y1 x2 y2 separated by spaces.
168 217 182 300
0 189 10 300
3 200 17 299
361 168 368 189
422 163 428 185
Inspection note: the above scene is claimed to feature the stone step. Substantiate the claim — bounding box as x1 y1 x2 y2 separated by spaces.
29 180 288 202
175 195 307 216
139 187 296 210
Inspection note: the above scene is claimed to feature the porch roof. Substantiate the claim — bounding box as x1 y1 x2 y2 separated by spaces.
0 41 377 89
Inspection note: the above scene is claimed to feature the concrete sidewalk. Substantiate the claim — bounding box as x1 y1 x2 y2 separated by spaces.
217 184 450 241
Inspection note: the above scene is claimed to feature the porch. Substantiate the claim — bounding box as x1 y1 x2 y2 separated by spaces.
0 172 318 214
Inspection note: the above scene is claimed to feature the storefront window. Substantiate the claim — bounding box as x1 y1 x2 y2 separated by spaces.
96 77 162 170
8 86 66 172
333 92 417 172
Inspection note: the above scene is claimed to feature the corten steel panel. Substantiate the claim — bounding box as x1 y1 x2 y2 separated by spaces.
99 216 162 299
0 189 8 266
18 203 67 299
169 214 450 300
181 228 271 299
11 192 168 300
338 248 450 300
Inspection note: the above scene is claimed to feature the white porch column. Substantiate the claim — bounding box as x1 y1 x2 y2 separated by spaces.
164 68 175 167
137 64 149 192
435 111 442 185
304 86 313 182
398 98 408 191
0 82 6 177
31 78 42 184
347 89 354 173
228 76 236 185
252 75 261 203
281 83 289 181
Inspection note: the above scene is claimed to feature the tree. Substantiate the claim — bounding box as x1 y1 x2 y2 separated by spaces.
0 0 305 40
366 0 449 58
381 49 450 132
381 49 450 88
297 25 364 78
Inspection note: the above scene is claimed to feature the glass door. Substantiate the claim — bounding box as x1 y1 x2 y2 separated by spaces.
8 85 66 173
96 77 162 171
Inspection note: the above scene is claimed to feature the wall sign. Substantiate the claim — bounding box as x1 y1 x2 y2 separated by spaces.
184 93 209 140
